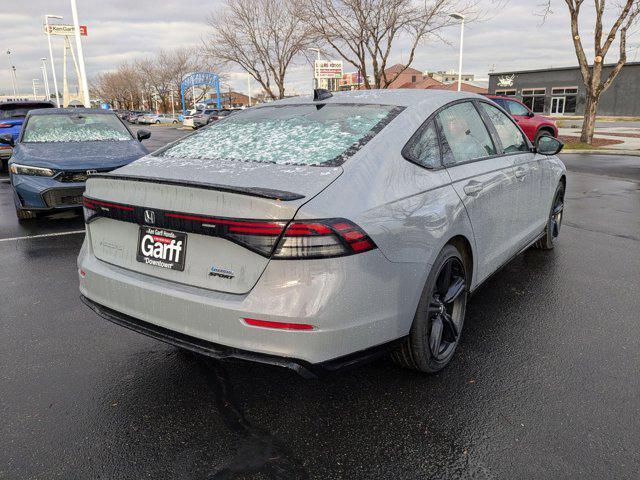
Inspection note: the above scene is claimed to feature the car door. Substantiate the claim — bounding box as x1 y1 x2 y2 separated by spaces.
478 101 546 247
438 101 520 283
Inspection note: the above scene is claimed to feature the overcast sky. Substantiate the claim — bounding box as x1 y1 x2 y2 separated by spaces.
2 0 639 98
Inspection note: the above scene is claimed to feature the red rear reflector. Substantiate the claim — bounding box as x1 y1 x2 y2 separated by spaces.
0 124 12 128
243 318 314 331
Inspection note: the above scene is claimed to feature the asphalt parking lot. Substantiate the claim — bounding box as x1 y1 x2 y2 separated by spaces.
1 128 639 479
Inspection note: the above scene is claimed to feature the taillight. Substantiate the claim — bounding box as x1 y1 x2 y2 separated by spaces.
0 124 12 128
83 196 134 223
273 219 376 259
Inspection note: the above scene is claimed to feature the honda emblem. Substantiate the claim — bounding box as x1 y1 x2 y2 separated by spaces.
144 209 155 224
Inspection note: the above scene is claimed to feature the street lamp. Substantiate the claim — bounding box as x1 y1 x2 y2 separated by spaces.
450 12 465 92
70 0 90 107
308 48 321 90
44 14 63 107
41 58 51 99
6 50 18 96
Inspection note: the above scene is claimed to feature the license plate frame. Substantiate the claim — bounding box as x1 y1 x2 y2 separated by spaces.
136 226 188 271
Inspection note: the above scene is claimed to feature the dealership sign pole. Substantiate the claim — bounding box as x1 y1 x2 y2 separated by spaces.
70 0 90 107
44 15 63 107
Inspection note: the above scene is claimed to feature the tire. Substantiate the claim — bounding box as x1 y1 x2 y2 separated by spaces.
155 120 160 124
16 208 37 221
1 158 7 173
391 244 468 373
535 129 552 147
534 181 565 250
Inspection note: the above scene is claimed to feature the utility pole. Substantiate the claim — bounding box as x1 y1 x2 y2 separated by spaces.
70 0 90 107
6 50 18 96
44 15 63 107
450 13 465 92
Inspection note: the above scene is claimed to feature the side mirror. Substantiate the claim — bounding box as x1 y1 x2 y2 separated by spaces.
137 130 151 141
527 111 535 118
536 136 563 156
0 133 14 147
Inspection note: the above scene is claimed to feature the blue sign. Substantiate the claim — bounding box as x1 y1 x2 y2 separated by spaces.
100 103 110 110
180 72 221 114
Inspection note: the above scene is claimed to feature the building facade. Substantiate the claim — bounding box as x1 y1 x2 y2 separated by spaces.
427 70 474 83
488 62 640 116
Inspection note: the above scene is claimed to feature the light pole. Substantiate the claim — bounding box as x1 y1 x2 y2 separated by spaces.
70 0 90 107
308 48 321 90
32 79 40 100
44 15 63 106
450 12 465 92
6 50 17 96
41 58 51 99
247 73 252 107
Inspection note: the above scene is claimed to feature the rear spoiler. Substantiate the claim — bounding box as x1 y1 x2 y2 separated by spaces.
89 173 305 201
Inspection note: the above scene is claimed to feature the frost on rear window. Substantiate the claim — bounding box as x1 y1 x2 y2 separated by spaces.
22 113 132 143
160 104 397 166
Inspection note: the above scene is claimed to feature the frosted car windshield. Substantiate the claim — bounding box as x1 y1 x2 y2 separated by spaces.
159 104 399 166
22 113 133 143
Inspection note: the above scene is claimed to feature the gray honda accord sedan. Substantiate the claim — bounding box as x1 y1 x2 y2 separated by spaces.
78 89 566 377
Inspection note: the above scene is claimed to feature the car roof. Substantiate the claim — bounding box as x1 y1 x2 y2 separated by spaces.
0 100 55 109
28 108 116 116
259 89 480 109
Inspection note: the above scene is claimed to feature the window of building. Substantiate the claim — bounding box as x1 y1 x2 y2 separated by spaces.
495 89 516 96
521 88 546 113
437 102 496 165
411 75 417 83
551 86 578 114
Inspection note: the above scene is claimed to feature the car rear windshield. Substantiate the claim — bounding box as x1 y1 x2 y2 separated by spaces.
160 104 399 166
0 103 53 120
22 113 133 143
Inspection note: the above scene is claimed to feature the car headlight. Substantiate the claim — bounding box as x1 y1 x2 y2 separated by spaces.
9 163 56 176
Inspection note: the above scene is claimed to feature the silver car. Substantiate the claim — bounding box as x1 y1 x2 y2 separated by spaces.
78 90 566 377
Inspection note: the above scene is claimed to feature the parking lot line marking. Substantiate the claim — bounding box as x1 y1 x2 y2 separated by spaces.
0 229 85 243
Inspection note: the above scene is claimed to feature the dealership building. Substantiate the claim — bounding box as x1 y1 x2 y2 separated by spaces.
488 62 640 117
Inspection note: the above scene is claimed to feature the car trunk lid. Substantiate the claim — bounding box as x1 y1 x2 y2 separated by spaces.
84 157 342 294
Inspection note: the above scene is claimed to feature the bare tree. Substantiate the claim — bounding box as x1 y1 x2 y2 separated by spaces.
302 0 475 89
543 1 640 143
205 0 312 99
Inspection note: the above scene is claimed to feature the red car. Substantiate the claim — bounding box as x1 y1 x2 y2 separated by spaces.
485 95 558 146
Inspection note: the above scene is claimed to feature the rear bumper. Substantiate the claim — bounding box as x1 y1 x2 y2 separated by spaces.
78 233 426 367
80 294 402 378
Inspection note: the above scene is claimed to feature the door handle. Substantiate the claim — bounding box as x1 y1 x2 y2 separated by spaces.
463 181 483 196
514 167 527 179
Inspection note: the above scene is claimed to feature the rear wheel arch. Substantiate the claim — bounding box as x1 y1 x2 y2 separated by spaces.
536 126 555 138
445 235 473 288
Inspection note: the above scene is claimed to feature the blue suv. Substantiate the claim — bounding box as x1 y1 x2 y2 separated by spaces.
0 100 55 172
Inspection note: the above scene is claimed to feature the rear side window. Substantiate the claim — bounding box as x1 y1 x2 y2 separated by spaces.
160 104 402 166
437 102 495 165
404 121 440 168
480 103 529 154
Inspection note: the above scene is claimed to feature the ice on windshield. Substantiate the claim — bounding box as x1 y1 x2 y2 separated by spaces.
160 104 395 166
22 113 132 143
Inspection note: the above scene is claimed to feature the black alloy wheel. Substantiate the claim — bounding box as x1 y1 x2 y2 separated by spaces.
535 181 565 250
427 257 466 361
392 244 468 373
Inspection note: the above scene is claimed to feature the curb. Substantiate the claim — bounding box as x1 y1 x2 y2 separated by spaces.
560 149 640 156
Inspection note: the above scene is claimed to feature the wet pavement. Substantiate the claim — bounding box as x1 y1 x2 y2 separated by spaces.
1 142 639 479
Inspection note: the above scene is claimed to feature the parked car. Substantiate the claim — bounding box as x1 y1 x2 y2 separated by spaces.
127 111 150 124
78 90 566 377
0 100 55 172
485 95 558 145
138 113 179 125
1 108 149 221
193 109 233 128
182 109 202 128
